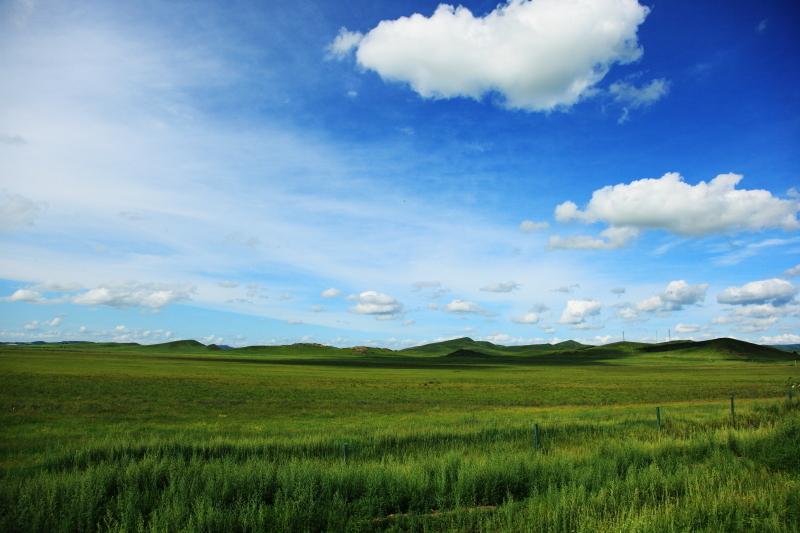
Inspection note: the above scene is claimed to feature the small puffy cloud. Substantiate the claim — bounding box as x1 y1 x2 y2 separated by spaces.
611 287 626 295
343 294 359 301
244 237 260 248
519 220 549 233
24 320 40 330
557 300 602 325
72 280 195 309
553 284 580 293
0 289 45 304
286 319 304 325
674 323 703 333
717 279 797 306
756 19 768 33
552 174 799 249
30 280 82 292
347 291 404 320
310 306 326 312
321 288 342 298
427 302 440 310
48 317 62 326
333 0 650 111
783 265 800 278
531 302 549 313
443 299 499 317
547 226 640 250
218 281 239 288
609 78 670 109
326 28 364 59
511 312 540 324
279 293 293 301
480 281 519 293
0 191 46 232
401 319 416 326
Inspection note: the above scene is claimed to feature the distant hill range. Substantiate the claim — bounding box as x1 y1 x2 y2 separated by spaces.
2 336 797 364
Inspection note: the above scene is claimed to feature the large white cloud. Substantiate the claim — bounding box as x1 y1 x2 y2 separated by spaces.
347 291 404 320
331 0 651 111
717 278 797 306
551 173 799 248
557 300 602 324
71 280 196 309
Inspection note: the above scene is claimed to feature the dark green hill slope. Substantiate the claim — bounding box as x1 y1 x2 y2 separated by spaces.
400 337 590 356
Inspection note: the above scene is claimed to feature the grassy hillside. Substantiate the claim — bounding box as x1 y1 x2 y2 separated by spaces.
399 337 590 357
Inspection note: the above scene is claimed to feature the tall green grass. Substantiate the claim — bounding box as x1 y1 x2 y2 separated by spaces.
2 401 798 532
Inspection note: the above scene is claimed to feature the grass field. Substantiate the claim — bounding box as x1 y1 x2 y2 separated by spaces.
1 338 798 532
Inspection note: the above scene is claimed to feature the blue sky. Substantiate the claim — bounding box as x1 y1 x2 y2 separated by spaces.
1 0 799 348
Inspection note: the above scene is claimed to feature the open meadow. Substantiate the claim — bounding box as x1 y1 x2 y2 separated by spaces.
1 338 799 532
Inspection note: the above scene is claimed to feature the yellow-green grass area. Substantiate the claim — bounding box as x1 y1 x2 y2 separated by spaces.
1 345 799 532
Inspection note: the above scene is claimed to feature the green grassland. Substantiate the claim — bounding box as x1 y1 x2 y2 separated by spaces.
1 338 798 532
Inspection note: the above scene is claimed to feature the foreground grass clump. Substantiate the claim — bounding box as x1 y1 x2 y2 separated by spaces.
1 344 798 532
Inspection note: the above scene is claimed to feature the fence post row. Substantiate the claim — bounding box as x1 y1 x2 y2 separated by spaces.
655 406 661 430
342 443 349 464
533 423 540 452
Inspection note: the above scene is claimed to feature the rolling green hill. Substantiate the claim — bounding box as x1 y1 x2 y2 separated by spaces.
399 337 590 357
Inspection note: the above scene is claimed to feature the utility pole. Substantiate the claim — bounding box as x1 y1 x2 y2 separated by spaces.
668 329 671 342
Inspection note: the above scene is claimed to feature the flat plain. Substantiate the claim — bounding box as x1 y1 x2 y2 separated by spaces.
1 338 798 532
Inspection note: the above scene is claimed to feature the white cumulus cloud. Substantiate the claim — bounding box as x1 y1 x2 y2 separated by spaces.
347 291 404 320
551 173 799 249
72 280 196 309
557 300 602 325
321 288 342 298
783 265 800 277
0 289 45 304
511 312 540 324
717 279 797 306
332 0 650 111
616 280 708 321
